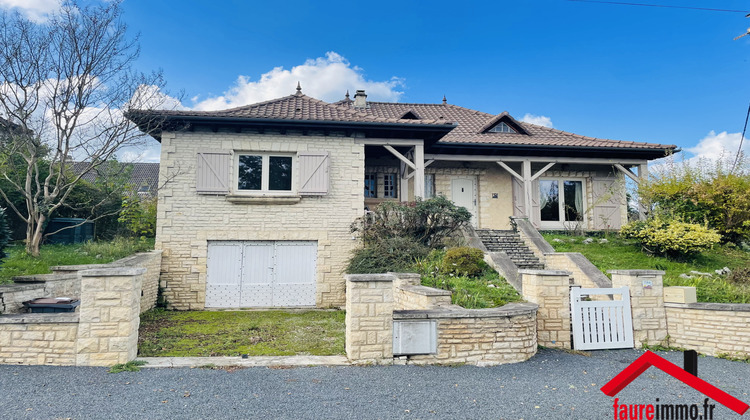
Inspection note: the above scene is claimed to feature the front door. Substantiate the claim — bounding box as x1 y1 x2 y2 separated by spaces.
451 176 478 227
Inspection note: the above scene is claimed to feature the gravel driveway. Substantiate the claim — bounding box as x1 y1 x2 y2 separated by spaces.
1 348 747 419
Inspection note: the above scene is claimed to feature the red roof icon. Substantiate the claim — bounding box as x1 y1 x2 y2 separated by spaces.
601 350 748 415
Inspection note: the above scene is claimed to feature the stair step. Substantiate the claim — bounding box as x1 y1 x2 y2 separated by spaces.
477 229 544 270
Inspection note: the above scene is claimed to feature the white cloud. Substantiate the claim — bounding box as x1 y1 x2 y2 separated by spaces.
685 130 747 162
521 113 553 128
118 144 161 163
0 0 61 22
192 52 404 111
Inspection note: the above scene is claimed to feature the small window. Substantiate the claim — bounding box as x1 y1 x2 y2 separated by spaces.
424 174 435 199
237 153 293 192
364 173 377 198
138 185 150 193
383 174 397 198
488 122 516 133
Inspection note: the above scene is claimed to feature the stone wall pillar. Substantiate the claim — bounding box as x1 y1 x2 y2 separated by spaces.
520 269 571 349
76 267 145 366
345 274 394 364
609 270 667 347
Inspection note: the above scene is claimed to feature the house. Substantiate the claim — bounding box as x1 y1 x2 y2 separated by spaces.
126 86 675 310
71 161 160 197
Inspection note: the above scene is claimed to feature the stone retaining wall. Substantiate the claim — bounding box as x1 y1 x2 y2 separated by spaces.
0 250 162 366
345 273 538 366
394 305 537 365
665 302 750 358
520 269 571 349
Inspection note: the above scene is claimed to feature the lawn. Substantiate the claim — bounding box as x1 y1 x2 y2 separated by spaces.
542 233 750 303
138 310 346 357
0 237 155 284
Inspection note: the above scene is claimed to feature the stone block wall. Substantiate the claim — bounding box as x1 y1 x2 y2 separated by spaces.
394 285 452 310
521 269 571 349
0 314 79 365
610 270 667 347
157 129 364 309
665 302 750 358
345 274 394 363
396 304 538 366
0 252 158 366
345 273 538 365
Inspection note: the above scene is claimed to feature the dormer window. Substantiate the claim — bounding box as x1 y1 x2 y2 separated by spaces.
399 111 420 120
488 122 516 133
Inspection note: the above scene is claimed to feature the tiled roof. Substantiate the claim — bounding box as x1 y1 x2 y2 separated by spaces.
129 89 676 152
72 162 159 194
132 92 449 126
334 100 676 151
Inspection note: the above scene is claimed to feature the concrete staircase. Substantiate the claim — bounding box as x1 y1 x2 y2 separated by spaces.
475 229 545 270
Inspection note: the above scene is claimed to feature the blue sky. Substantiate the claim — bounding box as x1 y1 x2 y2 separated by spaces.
4 0 750 163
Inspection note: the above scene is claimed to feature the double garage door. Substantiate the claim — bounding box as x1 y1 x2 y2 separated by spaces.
205 241 317 308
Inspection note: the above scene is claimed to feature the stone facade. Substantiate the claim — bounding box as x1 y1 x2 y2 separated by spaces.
520 269 572 349
157 129 364 309
610 270 668 347
345 274 394 363
665 302 750 358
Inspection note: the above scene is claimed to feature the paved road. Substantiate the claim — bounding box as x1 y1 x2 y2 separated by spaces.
1 348 747 419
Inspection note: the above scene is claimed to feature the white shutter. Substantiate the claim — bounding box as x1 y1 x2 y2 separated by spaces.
592 178 624 230
512 176 525 217
196 150 230 194
298 151 329 195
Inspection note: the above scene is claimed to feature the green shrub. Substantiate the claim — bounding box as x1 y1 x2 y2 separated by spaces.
346 236 430 274
118 197 157 239
441 246 486 277
620 217 721 258
351 196 471 248
0 207 10 263
641 158 750 243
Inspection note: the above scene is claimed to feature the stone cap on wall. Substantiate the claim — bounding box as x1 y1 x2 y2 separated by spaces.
80 267 147 277
387 272 421 280
12 273 79 283
393 302 538 320
51 250 163 273
607 270 665 276
398 285 451 297
518 269 571 276
345 273 395 282
665 302 750 312
0 283 45 292
0 313 79 324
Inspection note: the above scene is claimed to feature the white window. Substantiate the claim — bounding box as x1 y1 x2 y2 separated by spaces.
236 153 294 193
488 122 516 133
383 173 397 198
539 178 585 228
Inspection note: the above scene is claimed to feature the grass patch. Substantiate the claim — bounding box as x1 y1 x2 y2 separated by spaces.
0 237 154 284
138 309 345 357
414 250 523 309
543 233 750 303
109 359 147 373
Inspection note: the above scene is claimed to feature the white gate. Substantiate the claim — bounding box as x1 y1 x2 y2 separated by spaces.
571 287 634 350
206 241 317 308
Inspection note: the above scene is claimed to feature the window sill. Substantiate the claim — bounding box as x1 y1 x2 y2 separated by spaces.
225 194 301 205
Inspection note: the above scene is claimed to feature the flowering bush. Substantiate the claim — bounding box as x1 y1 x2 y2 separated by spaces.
620 217 721 258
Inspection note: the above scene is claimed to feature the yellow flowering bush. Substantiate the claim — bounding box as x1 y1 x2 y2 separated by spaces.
620 218 721 258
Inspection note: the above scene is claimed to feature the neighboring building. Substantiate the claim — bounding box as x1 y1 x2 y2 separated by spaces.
127 87 674 310
72 162 160 197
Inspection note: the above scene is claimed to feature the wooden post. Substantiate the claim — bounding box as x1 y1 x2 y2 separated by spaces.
638 163 649 220
523 160 532 219
414 144 425 199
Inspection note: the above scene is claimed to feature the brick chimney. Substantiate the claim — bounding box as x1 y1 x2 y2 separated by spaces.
353 90 367 108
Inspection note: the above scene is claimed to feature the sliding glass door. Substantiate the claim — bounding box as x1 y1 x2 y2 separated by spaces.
539 179 585 228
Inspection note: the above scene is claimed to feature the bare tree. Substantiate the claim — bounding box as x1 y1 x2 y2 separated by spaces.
0 1 169 256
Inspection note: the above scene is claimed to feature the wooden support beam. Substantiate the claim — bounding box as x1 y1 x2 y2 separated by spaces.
384 145 416 170
523 160 533 220
424 159 435 168
497 161 523 181
530 162 556 181
614 164 640 184
414 144 425 199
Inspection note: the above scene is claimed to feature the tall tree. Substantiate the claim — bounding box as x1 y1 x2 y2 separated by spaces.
0 1 168 255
